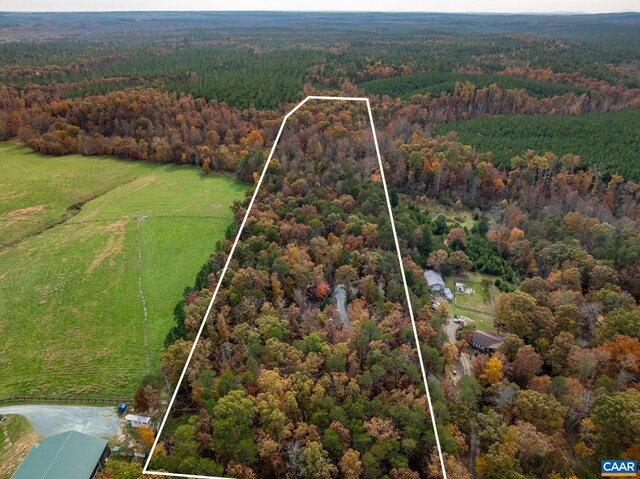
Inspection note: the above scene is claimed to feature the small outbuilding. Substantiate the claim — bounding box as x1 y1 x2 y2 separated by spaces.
12 430 110 479
471 331 504 354
424 270 446 292
125 414 152 428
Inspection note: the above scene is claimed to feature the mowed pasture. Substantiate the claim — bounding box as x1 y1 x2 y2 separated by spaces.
0 143 246 397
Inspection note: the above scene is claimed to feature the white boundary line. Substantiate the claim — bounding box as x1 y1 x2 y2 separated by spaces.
143 96 448 479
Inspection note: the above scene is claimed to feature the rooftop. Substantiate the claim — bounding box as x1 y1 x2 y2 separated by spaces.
125 414 151 423
472 331 504 351
12 430 108 479
424 269 445 287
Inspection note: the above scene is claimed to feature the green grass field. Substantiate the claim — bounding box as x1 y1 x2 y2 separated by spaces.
434 109 640 180
0 143 246 397
446 272 497 333
0 144 163 249
0 415 41 479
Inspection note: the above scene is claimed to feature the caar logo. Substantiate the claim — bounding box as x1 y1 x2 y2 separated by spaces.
601 460 637 477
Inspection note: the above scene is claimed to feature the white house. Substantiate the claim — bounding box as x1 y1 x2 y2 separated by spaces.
125 414 152 428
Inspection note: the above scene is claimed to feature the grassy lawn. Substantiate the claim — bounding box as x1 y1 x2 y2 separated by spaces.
446 272 498 333
0 143 246 397
0 415 41 479
449 303 495 333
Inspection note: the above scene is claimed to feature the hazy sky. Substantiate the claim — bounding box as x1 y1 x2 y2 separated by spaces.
3 0 639 13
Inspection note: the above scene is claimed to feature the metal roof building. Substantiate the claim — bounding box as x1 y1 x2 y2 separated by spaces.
424 269 446 292
12 430 110 479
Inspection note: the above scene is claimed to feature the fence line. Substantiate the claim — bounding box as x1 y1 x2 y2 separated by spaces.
0 395 127 405
453 277 496 316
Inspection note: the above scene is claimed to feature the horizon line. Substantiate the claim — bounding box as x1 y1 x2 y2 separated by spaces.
1 9 639 14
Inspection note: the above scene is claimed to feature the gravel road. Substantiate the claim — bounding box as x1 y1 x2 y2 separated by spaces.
0 405 120 437
444 319 472 380
333 285 351 329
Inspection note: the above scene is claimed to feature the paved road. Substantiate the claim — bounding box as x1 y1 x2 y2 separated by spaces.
333 285 350 329
0 405 120 437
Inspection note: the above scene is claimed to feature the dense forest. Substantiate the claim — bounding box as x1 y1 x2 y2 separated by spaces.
434 109 640 179
360 72 589 100
150 101 454 478
1 11 640 479
144 96 640 478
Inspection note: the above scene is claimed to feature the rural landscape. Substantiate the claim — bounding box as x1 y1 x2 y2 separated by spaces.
0 10 639 479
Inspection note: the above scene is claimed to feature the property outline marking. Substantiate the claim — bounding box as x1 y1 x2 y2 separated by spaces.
143 95 449 479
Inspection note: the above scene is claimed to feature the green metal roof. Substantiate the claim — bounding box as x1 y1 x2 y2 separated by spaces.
12 430 108 479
